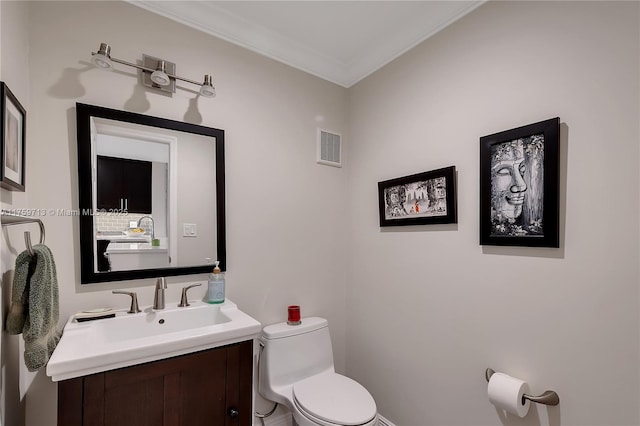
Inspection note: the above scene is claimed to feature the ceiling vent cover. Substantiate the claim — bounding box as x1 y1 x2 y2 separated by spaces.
317 129 342 167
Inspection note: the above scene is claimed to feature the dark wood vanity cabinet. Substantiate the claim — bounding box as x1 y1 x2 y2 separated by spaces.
97 155 152 214
57 340 253 426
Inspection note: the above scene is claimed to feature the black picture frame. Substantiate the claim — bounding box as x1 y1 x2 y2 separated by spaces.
76 103 226 284
378 166 457 227
1 82 26 191
480 117 560 247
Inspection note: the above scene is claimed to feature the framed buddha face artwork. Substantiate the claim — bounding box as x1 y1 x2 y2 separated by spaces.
480 117 560 248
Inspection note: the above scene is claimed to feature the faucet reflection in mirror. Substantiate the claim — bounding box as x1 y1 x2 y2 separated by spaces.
138 216 155 240
77 103 226 284
91 43 216 98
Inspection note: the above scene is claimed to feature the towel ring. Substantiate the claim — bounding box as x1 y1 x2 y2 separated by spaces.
1 210 46 256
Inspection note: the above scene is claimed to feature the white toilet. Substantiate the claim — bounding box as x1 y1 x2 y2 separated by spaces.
259 317 378 426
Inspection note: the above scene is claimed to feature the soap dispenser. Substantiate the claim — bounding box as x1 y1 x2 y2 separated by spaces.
207 261 225 304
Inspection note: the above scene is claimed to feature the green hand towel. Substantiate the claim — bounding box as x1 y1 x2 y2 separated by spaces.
7 244 61 371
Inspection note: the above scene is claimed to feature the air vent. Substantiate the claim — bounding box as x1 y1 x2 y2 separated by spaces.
317 129 342 167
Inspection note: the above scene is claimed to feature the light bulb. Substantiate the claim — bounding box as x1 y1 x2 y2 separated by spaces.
150 70 170 86
199 84 216 98
199 75 216 98
150 60 171 86
91 43 113 71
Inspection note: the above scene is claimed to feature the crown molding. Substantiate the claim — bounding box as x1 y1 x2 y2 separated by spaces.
128 1 485 88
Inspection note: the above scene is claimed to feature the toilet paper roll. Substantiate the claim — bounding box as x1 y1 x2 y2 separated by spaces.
487 372 531 418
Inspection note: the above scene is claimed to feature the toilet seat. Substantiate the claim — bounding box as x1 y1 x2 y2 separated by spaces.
293 373 377 426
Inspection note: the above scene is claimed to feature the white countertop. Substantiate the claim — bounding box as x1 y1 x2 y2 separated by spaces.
97 233 150 243
46 300 262 381
106 240 168 254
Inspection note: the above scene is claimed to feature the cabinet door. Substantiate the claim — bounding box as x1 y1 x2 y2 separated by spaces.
122 159 152 214
224 339 254 426
96 156 152 214
57 341 253 426
96 156 123 211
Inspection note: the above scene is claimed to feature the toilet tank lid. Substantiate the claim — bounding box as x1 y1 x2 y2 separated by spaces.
262 317 328 339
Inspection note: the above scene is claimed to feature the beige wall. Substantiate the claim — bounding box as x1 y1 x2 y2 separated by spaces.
346 1 639 425
2 1 349 425
1 2 32 425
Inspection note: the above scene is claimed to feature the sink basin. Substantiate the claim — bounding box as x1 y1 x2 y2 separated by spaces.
97 302 231 342
46 299 261 381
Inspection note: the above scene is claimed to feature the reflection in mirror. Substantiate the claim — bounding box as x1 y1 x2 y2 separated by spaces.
77 103 225 284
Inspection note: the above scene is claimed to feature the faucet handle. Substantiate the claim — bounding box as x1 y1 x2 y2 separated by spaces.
112 290 141 314
178 284 202 307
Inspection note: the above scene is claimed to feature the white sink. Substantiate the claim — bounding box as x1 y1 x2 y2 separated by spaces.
97 302 231 342
47 299 261 381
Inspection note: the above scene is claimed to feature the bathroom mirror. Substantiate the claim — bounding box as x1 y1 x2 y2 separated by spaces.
76 103 225 283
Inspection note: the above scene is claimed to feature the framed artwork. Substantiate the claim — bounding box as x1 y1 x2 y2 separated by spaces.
480 117 560 247
1 82 26 191
378 166 457 227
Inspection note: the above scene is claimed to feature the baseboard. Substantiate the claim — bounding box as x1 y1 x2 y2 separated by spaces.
255 411 292 426
378 413 397 426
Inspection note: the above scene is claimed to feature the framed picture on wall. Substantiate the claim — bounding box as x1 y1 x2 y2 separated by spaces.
378 166 457 227
480 117 560 247
1 82 26 192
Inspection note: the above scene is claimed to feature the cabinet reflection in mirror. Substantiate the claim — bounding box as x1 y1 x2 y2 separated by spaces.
77 103 225 284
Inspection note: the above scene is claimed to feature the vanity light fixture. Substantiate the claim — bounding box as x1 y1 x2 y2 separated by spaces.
90 43 216 98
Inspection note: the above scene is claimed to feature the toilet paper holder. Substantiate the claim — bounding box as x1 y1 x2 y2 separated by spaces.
485 368 560 406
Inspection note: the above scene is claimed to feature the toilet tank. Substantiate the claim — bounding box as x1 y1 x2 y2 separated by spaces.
259 317 335 397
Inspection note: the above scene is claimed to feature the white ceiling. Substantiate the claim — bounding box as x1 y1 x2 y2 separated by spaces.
129 1 485 88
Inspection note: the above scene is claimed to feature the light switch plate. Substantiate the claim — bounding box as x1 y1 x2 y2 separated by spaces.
129 221 138 228
183 223 197 237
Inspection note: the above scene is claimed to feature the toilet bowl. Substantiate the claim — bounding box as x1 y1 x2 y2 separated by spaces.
258 317 378 426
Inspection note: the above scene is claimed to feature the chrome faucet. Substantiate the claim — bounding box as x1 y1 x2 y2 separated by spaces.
153 277 167 310
137 216 155 240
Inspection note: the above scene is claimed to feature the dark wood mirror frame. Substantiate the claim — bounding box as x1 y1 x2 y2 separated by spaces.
76 103 226 284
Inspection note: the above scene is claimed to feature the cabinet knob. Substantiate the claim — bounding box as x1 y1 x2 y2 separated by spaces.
228 407 239 418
